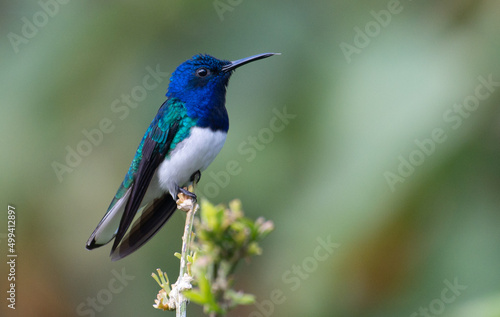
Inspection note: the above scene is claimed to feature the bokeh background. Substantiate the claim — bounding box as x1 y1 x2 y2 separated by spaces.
2 0 500 316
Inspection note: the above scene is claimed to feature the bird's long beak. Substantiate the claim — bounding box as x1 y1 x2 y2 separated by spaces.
222 52 280 72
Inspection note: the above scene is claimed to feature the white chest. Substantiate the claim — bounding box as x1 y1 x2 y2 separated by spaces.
157 127 227 197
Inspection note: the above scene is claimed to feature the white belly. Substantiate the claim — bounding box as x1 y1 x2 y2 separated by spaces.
157 126 227 198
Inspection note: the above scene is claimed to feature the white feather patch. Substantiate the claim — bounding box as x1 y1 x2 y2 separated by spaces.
157 127 227 198
89 187 132 246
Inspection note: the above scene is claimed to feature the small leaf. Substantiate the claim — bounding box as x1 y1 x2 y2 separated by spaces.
183 290 206 305
226 289 256 306
200 200 217 227
189 272 224 313
198 273 212 300
228 199 242 213
247 242 262 256
214 204 225 231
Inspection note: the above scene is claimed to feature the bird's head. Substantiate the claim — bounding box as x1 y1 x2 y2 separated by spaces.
166 53 279 112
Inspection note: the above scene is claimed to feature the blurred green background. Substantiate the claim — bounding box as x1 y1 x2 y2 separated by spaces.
2 0 500 316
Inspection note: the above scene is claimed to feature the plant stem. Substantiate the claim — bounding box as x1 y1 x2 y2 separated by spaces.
176 187 198 317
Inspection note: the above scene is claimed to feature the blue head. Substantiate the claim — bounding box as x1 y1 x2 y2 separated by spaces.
166 53 279 131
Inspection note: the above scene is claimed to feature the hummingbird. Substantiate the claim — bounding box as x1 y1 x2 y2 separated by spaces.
86 52 279 260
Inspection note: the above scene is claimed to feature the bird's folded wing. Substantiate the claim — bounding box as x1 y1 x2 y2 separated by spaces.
110 122 179 256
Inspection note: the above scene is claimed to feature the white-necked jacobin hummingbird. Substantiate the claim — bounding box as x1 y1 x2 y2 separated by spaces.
86 53 279 260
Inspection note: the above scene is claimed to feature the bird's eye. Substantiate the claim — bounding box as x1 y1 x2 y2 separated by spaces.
196 67 210 78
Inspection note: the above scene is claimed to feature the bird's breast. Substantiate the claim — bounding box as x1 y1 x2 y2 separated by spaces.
157 126 227 197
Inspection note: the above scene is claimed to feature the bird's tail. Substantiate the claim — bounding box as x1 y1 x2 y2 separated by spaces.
110 193 177 261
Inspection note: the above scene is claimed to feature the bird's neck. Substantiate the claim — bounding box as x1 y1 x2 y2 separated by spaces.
168 86 229 132
197 105 229 132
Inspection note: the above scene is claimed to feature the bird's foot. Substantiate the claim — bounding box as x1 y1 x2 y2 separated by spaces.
178 187 197 200
176 186 197 212
176 172 200 212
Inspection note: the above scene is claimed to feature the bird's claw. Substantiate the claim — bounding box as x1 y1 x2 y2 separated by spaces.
178 187 197 201
176 187 197 212
176 171 200 211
